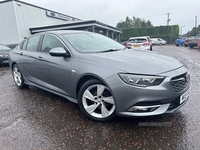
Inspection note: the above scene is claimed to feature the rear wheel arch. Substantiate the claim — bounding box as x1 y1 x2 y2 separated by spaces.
12 64 27 88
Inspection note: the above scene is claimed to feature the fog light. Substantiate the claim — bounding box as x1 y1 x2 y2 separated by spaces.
128 105 161 112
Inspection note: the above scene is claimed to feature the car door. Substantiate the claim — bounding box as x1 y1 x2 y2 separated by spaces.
35 34 72 96
17 35 42 83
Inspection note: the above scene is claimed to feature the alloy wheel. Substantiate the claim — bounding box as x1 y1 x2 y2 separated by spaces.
81 83 116 119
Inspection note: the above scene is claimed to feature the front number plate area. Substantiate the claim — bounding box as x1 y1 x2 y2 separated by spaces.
180 89 189 104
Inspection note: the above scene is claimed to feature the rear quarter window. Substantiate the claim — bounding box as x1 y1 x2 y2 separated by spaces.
26 36 41 51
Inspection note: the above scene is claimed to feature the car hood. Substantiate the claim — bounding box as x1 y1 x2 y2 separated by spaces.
79 49 183 74
0 50 11 55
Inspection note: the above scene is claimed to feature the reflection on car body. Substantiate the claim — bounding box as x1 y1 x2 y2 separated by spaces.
9 30 190 122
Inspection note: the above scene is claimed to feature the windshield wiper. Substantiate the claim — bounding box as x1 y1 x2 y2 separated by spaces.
99 49 121 53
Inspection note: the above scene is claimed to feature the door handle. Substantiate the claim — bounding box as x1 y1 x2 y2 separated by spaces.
38 56 43 60
20 52 23 55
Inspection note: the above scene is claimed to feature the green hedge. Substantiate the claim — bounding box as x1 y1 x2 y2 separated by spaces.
121 25 179 43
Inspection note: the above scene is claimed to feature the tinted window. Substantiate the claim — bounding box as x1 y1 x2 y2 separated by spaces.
26 36 40 51
41 35 65 52
129 38 147 43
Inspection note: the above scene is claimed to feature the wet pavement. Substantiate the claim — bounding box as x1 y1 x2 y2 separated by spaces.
0 45 200 150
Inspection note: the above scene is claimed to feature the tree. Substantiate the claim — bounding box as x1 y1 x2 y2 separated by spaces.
116 16 153 29
116 17 132 29
182 24 200 37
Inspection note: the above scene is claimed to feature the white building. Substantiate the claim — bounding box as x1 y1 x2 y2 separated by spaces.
0 0 121 44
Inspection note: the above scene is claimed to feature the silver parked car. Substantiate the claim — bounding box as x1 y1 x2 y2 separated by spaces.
151 38 166 45
126 36 152 51
9 30 190 122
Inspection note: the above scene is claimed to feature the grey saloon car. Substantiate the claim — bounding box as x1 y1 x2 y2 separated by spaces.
9 30 190 122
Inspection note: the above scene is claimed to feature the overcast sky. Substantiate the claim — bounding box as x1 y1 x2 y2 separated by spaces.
5 0 200 34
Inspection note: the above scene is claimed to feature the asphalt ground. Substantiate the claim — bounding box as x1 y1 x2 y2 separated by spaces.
0 45 200 150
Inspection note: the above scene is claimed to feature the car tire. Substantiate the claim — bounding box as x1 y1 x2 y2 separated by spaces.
78 79 116 122
189 46 194 49
12 64 27 88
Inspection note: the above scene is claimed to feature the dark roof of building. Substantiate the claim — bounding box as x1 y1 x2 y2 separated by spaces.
30 20 122 34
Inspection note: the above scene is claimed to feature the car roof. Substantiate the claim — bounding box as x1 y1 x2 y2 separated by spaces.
22 30 92 41
129 36 148 39
36 30 90 35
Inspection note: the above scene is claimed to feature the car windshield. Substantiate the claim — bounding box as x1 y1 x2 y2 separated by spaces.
0 44 10 50
63 32 124 53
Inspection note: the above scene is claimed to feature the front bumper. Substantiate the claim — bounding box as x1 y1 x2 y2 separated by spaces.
105 66 190 117
127 45 150 50
189 42 197 47
0 56 9 64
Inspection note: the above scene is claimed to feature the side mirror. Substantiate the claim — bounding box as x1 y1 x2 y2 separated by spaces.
49 47 69 57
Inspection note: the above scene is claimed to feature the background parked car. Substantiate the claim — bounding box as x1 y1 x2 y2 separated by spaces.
188 36 200 48
121 40 128 46
198 39 200 47
183 38 190 47
126 36 152 51
150 38 166 45
5 43 18 49
174 38 185 46
0 44 11 65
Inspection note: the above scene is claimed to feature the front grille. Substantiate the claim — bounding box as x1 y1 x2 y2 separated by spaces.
170 73 189 92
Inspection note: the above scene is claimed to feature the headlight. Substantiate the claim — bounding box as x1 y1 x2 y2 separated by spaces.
0 54 4 57
118 73 165 87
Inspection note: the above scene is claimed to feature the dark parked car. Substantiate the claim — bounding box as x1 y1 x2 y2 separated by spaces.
174 38 185 46
9 30 190 122
0 44 11 65
121 40 128 46
6 43 18 49
188 36 200 48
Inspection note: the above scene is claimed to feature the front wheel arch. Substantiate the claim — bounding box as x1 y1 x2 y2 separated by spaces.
76 74 110 98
